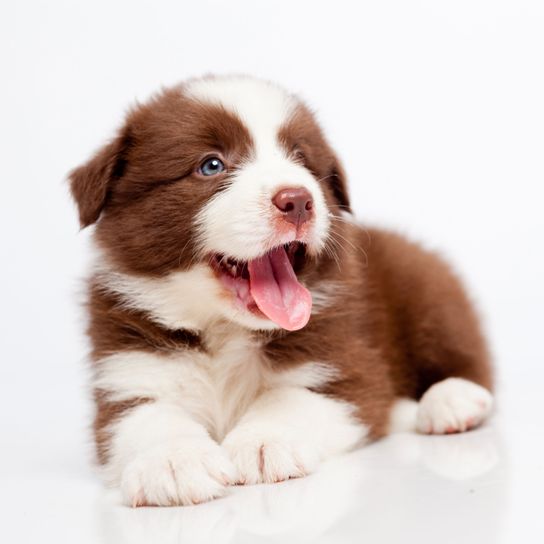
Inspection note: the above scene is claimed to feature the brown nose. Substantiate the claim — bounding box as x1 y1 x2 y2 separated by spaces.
272 187 314 227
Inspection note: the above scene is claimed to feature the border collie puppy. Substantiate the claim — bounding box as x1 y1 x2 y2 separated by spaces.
70 75 493 507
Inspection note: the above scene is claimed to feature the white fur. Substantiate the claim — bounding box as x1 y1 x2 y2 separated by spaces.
95 326 364 505
416 378 493 434
309 281 345 314
94 331 337 441
187 76 330 261
195 159 330 260
388 398 419 433
185 75 297 162
94 259 277 331
106 403 236 506
223 387 367 484
94 262 226 332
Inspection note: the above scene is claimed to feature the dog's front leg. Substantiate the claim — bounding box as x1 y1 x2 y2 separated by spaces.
94 351 237 507
222 387 367 484
103 401 237 506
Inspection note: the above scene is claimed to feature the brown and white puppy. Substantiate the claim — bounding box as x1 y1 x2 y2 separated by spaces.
70 75 493 507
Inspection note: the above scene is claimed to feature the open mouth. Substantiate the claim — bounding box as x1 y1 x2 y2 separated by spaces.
209 242 312 331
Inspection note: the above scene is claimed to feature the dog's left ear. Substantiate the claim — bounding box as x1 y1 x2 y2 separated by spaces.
69 130 130 228
329 157 351 213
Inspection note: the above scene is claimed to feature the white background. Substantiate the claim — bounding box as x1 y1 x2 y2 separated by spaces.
1 1 543 543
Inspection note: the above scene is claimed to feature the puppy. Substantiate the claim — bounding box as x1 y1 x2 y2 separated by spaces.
70 75 493 507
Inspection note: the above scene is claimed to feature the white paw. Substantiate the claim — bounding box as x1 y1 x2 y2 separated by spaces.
120 438 237 506
417 378 493 435
223 426 320 485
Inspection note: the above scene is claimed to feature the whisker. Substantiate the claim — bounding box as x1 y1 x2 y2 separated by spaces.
328 214 373 249
177 238 194 268
322 238 342 272
327 226 369 267
313 174 335 184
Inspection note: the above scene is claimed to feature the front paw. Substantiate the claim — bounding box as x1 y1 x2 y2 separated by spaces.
417 378 493 435
222 427 320 485
120 438 237 507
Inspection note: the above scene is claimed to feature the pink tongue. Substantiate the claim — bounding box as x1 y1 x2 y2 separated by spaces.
248 247 312 331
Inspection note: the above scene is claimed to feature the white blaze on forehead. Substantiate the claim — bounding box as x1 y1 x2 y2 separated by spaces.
188 76 331 262
184 75 297 158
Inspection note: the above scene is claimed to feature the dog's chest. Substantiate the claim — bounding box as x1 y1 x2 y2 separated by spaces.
177 329 268 441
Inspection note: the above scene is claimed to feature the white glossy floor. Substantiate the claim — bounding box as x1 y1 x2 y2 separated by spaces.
2 372 542 544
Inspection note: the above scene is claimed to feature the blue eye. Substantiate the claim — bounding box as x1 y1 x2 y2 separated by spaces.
199 157 225 176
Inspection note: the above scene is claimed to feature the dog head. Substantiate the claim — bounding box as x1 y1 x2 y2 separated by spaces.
70 76 351 332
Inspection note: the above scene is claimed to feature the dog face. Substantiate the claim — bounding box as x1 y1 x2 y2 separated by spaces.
70 76 350 331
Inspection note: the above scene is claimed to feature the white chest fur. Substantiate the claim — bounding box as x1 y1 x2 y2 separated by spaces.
94 325 335 442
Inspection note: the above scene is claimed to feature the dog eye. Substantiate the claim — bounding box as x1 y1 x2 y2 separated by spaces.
199 157 225 176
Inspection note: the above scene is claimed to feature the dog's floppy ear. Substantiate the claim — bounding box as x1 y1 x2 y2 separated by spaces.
329 157 351 213
69 130 130 228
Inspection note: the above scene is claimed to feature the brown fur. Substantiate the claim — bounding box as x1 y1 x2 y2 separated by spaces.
93 392 152 465
70 81 493 460
87 280 202 360
278 103 351 212
263 226 492 439
71 88 254 275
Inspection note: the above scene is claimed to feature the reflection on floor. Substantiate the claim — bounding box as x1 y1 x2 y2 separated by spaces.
96 425 507 544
